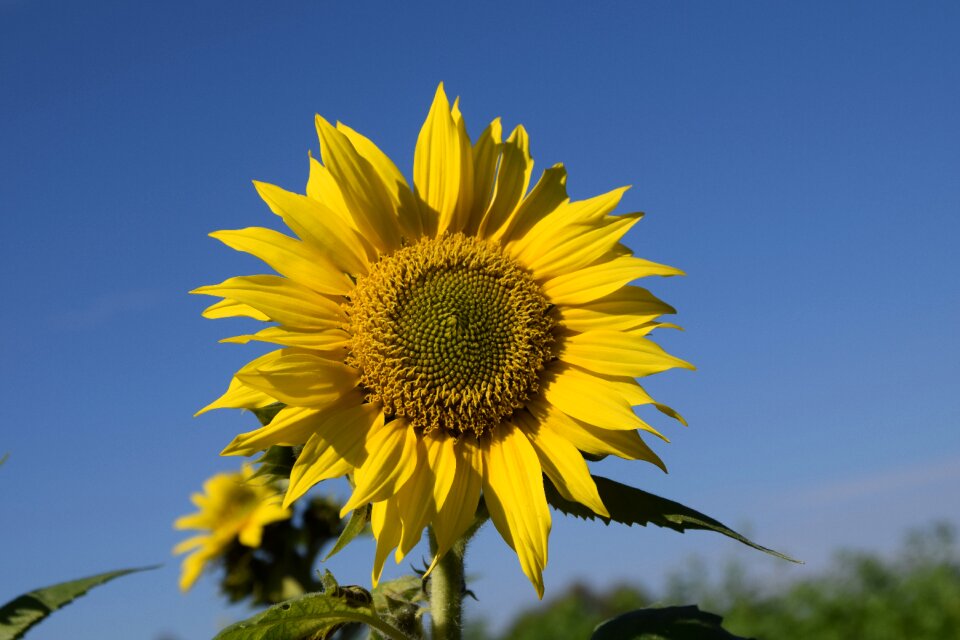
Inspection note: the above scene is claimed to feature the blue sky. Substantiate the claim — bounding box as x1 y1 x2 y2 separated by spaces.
2 1 959 638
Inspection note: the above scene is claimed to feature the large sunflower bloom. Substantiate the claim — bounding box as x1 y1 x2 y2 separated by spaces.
173 464 291 591
193 84 692 596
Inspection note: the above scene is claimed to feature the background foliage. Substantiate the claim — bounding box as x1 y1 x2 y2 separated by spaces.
466 523 960 640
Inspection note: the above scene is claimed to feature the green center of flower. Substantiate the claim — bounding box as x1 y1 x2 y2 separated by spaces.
346 233 553 436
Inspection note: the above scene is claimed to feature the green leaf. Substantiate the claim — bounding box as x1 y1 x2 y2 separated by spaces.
544 475 799 563
325 505 370 561
592 605 754 640
0 566 157 640
371 576 426 608
214 590 412 640
252 445 297 480
251 403 285 427
370 575 426 639
0 453 8 467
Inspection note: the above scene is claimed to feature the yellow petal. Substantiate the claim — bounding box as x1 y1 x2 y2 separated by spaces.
340 418 419 515
254 180 371 274
201 298 270 321
527 398 665 468
481 423 551 598
220 326 350 351
394 436 435 560
337 122 424 240
543 364 664 438
305 154 354 226
177 542 219 592
172 534 207 553
221 406 323 456
195 350 284 416
221 404 325 456
431 435 482 560
514 213 642 281
191 275 343 330
556 286 675 332
515 411 608 517
414 83 462 235
492 164 568 244
542 256 684 306
315 115 402 252
560 330 695 378
465 118 503 233
284 404 382 507
371 497 402 586
236 352 359 407
451 98 475 236
210 227 353 296
478 125 533 238
573 371 687 427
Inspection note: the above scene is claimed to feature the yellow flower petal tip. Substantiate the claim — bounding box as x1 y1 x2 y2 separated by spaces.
172 465 290 592
196 86 690 596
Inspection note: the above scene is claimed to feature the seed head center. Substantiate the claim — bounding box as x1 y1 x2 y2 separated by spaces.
346 233 553 436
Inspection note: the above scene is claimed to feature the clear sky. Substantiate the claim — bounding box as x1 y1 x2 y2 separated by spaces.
2 1 959 638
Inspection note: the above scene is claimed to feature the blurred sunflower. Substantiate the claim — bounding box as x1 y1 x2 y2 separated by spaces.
193 84 692 596
174 464 290 591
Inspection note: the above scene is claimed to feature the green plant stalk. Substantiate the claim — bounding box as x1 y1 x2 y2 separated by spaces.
429 529 467 640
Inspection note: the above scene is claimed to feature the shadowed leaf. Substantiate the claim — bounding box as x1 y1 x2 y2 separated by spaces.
213 589 411 640
592 605 754 640
325 505 370 561
545 475 799 563
0 566 157 640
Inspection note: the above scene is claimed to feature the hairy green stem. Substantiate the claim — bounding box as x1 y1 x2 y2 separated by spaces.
429 529 466 640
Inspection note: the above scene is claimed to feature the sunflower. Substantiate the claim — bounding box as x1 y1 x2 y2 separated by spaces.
173 464 291 591
193 84 692 596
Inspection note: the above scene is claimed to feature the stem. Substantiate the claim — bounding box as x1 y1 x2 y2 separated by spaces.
429 529 466 640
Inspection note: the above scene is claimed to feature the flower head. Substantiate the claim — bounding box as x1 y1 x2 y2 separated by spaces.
193 84 692 596
173 464 291 591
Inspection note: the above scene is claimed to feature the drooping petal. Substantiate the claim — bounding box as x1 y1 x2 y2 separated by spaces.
236 352 359 406
515 411 608 517
370 497 402 586
560 330 695 378
481 423 551 598
431 435 482 560
284 404 383 507
315 115 402 252
394 436 436 560
414 83 462 236
253 180 371 274
210 227 353 295
542 256 684 306
340 418 419 515
191 275 343 330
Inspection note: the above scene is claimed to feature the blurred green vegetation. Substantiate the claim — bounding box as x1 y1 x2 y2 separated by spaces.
467 522 960 640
